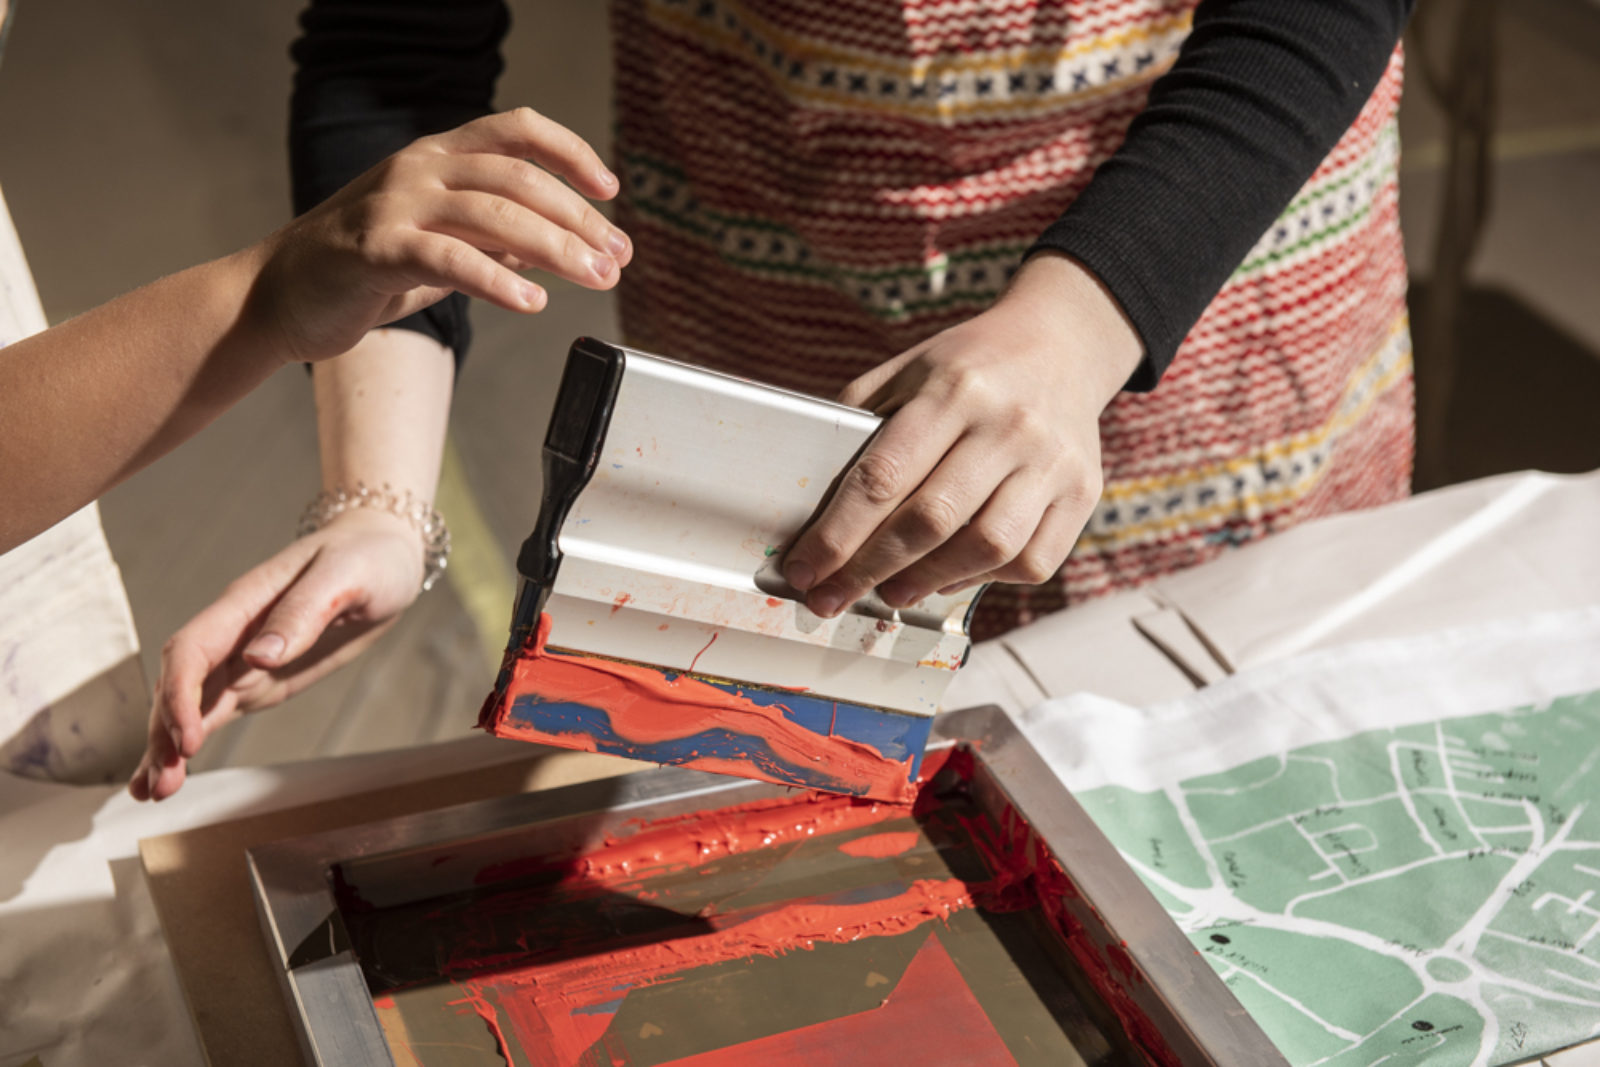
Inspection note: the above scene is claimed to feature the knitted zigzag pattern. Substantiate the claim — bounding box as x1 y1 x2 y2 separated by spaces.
611 0 1414 637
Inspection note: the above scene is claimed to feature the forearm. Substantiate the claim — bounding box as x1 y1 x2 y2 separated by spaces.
0 244 284 551
1030 0 1414 389
312 328 454 502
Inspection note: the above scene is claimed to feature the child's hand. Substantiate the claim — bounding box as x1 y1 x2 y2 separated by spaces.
127 508 424 802
252 108 631 364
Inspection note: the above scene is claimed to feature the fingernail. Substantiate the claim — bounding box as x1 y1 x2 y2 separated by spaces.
521 281 546 309
146 764 160 799
245 632 285 664
607 230 629 257
590 253 615 280
809 587 844 618
785 561 817 592
169 725 184 757
597 167 619 190
879 579 918 608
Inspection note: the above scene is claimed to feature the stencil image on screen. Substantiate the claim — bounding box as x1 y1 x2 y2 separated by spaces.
333 751 1123 1067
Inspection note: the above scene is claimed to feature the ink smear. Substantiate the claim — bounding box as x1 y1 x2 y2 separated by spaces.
339 750 1176 1066
479 612 925 802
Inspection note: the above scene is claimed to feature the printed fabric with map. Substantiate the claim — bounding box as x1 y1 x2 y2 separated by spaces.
1082 691 1600 1065
1022 610 1600 1067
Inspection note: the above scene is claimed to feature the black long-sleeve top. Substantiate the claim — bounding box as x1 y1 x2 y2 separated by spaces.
289 0 1414 391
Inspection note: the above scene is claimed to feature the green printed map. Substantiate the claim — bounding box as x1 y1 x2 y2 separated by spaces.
1077 689 1600 1066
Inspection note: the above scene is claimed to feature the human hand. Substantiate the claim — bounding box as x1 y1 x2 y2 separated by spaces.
252 108 632 364
781 253 1143 618
128 508 427 801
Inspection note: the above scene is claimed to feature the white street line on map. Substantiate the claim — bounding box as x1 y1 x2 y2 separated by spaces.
1127 770 1600 1067
1119 852 1208 910
1449 760 1501 776
1288 754 1347 802
1207 813 1308 845
1218 961 1364 1043
1482 931 1600 973
1204 791 1419 846
1185 754 1289 796
1546 969 1600 994
1436 725 1493 853
1304 992 1430 1067
1101 691 1600 1067
1291 818 1349 885
1553 745 1600 804
1452 801 1557 960
1285 852 1467 915
1136 831 1600 1065
1471 971 1600 1009
1390 741 1447 857
1450 792 1545 810
1167 783 1226 891
1469 1002 1499 1067
1314 824 1380 855
1453 767 1518 784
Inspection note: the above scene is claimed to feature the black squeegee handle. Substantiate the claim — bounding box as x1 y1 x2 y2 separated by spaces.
504 337 626 654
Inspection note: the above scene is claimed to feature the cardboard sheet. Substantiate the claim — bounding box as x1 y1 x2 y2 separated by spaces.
996 588 1201 706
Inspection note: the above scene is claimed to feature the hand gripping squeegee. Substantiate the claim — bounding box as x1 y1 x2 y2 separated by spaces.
479 338 981 802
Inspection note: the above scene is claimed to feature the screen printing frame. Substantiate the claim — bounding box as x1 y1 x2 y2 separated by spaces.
247 706 1286 1067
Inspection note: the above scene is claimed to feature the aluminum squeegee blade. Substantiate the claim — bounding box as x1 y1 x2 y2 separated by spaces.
481 338 981 802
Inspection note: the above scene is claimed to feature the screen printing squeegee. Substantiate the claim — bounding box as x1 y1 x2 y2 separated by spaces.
479 338 981 803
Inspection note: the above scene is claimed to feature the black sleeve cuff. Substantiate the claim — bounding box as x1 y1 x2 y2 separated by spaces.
288 0 510 366
1026 0 1414 392
383 295 473 360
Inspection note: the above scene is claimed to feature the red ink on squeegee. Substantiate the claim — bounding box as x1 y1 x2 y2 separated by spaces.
689 631 718 672
480 613 917 802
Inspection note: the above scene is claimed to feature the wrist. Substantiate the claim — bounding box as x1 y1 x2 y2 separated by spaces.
999 252 1144 407
299 482 451 591
234 235 308 369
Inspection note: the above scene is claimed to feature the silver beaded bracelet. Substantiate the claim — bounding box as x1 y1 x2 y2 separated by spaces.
296 482 452 592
